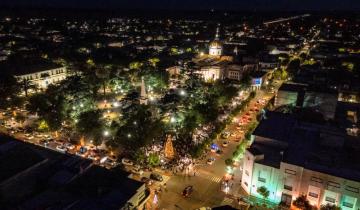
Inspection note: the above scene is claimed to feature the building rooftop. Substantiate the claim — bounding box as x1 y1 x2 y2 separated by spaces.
0 135 144 210
250 112 360 182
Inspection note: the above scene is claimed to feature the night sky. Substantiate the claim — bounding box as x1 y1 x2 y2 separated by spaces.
1 0 359 11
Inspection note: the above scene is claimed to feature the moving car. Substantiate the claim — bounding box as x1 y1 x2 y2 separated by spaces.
150 173 163 182
182 185 193 198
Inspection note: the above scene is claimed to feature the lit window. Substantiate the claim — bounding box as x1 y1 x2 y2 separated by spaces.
343 202 354 208
258 177 266 183
308 192 318 198
284 185 293 191
325 197 335 203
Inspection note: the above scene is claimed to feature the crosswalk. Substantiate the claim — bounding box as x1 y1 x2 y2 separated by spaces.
195 169 222 183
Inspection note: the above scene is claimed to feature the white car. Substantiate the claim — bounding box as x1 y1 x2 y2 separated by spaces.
222 141 229 147
207 158 215 165
122 158 133 166
65 143 75 150
132 168 144 175
56 145 67 153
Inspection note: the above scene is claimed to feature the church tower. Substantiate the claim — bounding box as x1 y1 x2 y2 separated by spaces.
209 25 223 56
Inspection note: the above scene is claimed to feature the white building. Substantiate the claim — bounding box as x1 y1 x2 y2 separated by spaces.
241 112 360 209
199 65 223 82
14 64 68 90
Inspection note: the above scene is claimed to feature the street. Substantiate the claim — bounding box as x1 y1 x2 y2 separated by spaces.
157 81 282 210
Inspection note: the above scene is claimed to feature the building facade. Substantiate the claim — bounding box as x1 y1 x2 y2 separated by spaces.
241 112 360 210
15 65 68 90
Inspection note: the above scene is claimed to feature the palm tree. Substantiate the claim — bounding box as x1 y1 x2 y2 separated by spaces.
95 66 110 96
21 79 38 97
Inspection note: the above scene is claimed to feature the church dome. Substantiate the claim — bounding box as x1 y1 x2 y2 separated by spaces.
210 40 222 48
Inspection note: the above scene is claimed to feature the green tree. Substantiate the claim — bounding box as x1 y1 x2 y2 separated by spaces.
95 66 111 96
115 105 164 153
0 73 21 108
147 153 160 167
256 186 270 200
76 110 104 143
225 158 234 166
21 79 38 97
27 92 65 131
293 195 312 210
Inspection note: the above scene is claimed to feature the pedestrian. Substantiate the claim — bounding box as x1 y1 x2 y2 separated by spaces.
193 171 196 176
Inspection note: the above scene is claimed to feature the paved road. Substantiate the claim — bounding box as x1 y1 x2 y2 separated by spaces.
157 82 283 210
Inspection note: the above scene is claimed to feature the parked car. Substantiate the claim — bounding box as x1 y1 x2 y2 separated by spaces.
207 157 215 165
182 185 193 197
39 139 49 147
56 145 67 153
222 141 229 147
150 173 163 182
121 158 133 166
65 143 75 150
132 167 144 175
221 132 230 139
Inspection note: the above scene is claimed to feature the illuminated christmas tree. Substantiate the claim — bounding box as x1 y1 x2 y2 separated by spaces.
164 134 175 159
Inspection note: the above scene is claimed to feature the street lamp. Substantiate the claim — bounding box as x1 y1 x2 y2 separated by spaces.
180 90 186 96
103 130 109 137
170 116 176 123
127 133 132 138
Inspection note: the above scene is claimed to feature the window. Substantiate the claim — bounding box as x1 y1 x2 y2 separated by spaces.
325 197 336 203
245 170 249 176
308 192 318 198
311 177 323 184
285 169 296 176
258 177 266 183
244 182 248 186
284 185 293 191
343 202 354 208
328 181 340 188
345 186 359 193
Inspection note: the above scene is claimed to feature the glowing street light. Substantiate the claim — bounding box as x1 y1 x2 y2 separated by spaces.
113 102 119 107
180 90 186 96
127 133 132 138
170 116 176 123
103 130 109 137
